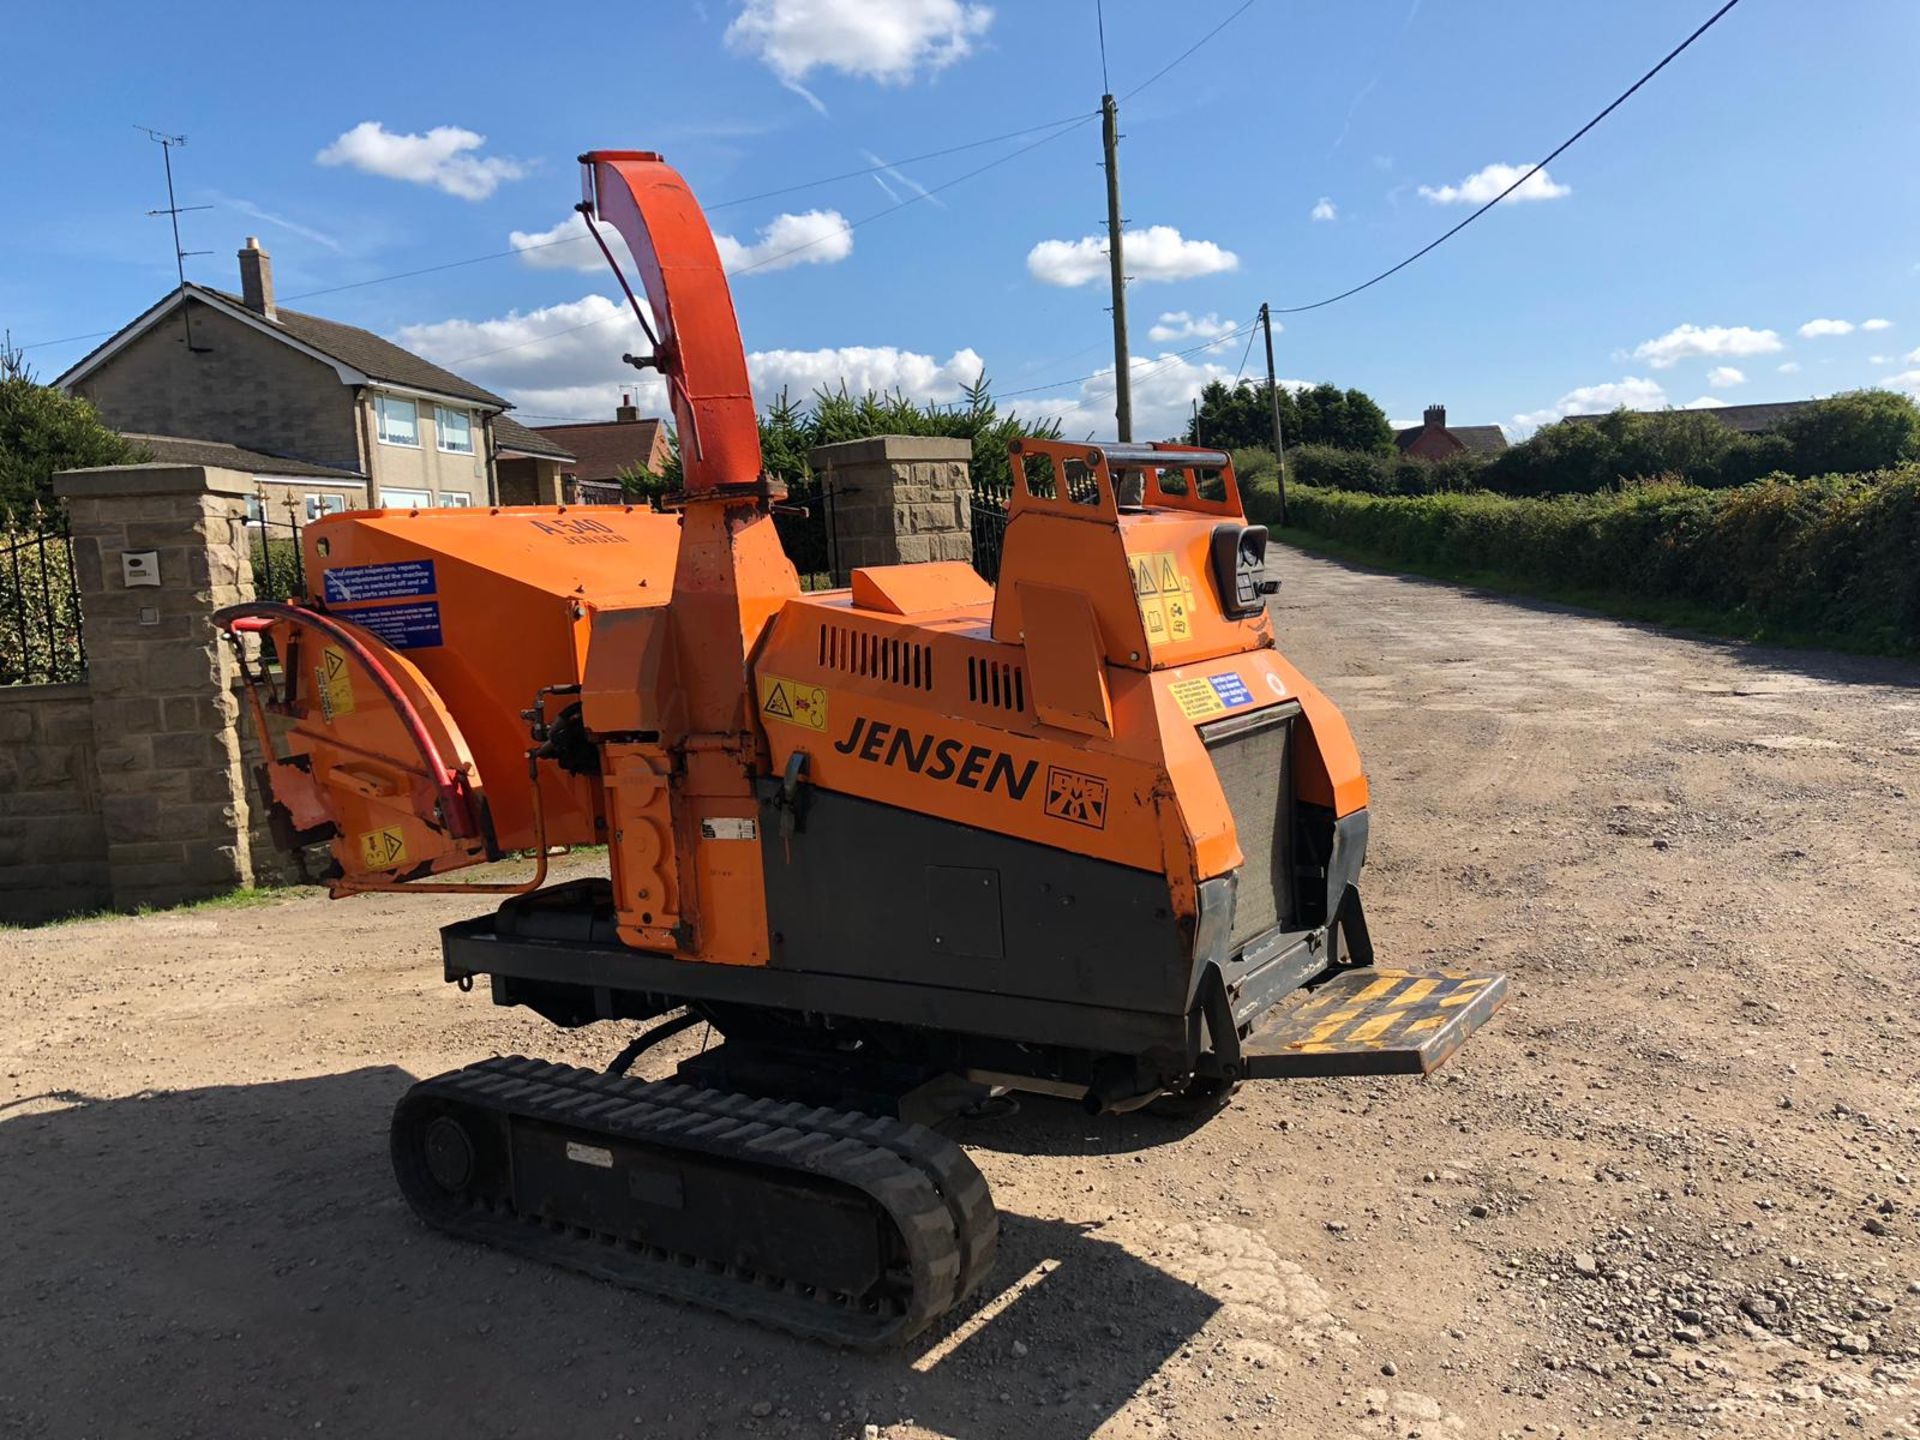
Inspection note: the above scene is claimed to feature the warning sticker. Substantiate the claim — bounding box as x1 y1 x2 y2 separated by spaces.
316 646 355 720
759 673 829 732
1132 550 1195 645
357 826 409 870
323 560 436 604
1044 766 1110 829
347 600 443 650
1169 677 1227 720
1209 672 1254 708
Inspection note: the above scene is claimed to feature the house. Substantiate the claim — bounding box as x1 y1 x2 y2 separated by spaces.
494 416 579 506
125 434 368 524
524 393 672 505
1394 405 1509 460
54 236 572 510
1561 399 1816 434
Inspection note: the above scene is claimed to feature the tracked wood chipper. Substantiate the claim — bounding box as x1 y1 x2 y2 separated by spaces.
215 150 1505 1345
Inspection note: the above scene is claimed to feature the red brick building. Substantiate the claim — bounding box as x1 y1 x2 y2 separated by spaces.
531 394 672 504
1394 405 1508 461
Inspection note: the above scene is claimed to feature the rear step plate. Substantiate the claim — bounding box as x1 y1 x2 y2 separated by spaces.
1241 969 1507 1079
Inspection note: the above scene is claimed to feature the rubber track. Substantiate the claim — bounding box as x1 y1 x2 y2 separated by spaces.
391 1056 999 1347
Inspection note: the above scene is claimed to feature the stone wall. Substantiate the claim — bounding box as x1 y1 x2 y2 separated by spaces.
807 435 974 572
0 683 110 923
54 464 260 912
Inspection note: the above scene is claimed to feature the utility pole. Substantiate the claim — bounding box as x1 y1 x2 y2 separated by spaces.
1260 303 1287 524
139 127 212 353
1101 92 1132 442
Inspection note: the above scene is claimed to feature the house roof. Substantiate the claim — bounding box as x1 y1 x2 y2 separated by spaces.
1561 399 1816 435
493 414 576 461
528 417 666 482
56 284 509 410
125 433 365 482
1394 423 1509 456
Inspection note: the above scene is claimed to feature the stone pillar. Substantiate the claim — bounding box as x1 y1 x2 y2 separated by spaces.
54 464 257 910
807 435 974 572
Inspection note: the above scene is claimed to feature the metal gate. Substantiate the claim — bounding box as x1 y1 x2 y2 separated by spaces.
0 505 85 685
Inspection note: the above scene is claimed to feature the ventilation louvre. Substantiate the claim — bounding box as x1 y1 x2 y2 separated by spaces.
967 654 1026 713
817 623 934 691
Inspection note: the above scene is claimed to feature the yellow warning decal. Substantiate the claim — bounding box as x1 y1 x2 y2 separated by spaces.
758 673 829 732
1132 551 1195 645
1168 677 1227 719
317 646 355 720
357 826 408 870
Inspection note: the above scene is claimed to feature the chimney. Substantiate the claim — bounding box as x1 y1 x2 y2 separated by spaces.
238 236 276 320
616 390 638 423
1423 404 1446 430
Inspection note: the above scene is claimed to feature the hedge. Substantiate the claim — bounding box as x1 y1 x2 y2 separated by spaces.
1270 468 1920 653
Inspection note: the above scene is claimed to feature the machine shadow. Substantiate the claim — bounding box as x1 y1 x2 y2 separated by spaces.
0 1068 1217 1440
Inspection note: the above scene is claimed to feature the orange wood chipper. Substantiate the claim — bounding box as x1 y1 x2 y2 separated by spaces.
215 149 1506 1346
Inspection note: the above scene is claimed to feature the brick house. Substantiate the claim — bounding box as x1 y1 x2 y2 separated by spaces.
520 393 672 505
1394 405 1508 461
54 237 572 512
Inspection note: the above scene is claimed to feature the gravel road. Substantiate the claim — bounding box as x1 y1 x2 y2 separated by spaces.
3 547 1918 1440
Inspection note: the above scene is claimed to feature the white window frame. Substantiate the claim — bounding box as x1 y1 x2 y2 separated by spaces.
374 393 419 448
435 406 474 455
304 493 349 522
379 487 431 510
437 491 472 507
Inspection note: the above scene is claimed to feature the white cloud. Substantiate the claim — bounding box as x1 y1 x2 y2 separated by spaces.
1870 355 1894 366
1146 311 1239 347
1310 197 1337 222
1417 162 1569 205
1881 370 1920 399
1019 357 1312 443
1682 396 1728 410
1778 361 1802 374
1862 318 1893 331
1026 225 1238 288
725 0 992 91
714 210 853 274
510 213 628 273
1798 318 1855 338
316 121 525 200
512 208 853 277
1630 323 1784 369
392 292 986 424
1510 376 1666 436
1706 366 1746 389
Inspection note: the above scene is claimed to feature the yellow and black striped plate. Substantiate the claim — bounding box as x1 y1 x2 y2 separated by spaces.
1241 969 1508 1079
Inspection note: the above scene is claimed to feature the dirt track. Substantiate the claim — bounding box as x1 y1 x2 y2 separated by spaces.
4 547 1919 1440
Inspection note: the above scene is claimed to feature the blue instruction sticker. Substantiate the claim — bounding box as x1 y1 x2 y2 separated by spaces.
1209 672 1254 709
324 560 437 604
348 600 443 650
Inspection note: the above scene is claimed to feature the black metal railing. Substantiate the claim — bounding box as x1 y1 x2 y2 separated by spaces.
969 479 1010 583
772 477 847 591
248 495 307 604
0 504 85 686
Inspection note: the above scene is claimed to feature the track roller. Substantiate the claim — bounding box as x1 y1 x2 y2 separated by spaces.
391 1056 998 1347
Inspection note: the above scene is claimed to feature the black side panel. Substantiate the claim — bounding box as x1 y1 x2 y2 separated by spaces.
758 786 1191 1017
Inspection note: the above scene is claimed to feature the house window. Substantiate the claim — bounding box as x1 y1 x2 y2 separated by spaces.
436 407 474 455
375 394 418 447
304 493 349 522
437 492 472 507
244 496 266 527
380 487 431 510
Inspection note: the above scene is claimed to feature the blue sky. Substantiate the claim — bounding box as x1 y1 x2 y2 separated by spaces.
6 0 1917 442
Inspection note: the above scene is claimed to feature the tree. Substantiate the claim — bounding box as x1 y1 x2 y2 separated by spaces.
1182 378 1392 454
1775 390 1920 477
0 338 147 524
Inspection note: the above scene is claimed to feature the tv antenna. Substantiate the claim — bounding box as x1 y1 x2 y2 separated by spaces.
138 126 212 353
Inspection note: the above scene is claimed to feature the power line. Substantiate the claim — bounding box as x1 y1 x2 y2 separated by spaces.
1095 0 1112 94
1120 0 1258 101
1230 322 1259 386
1273 0 1744 315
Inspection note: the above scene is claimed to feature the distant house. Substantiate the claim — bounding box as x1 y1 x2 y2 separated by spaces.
1394 405 1508 460
1561 399 1816 435
54 236 571 511
125 434 368 524
527 393 672 505
494 416 579 507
